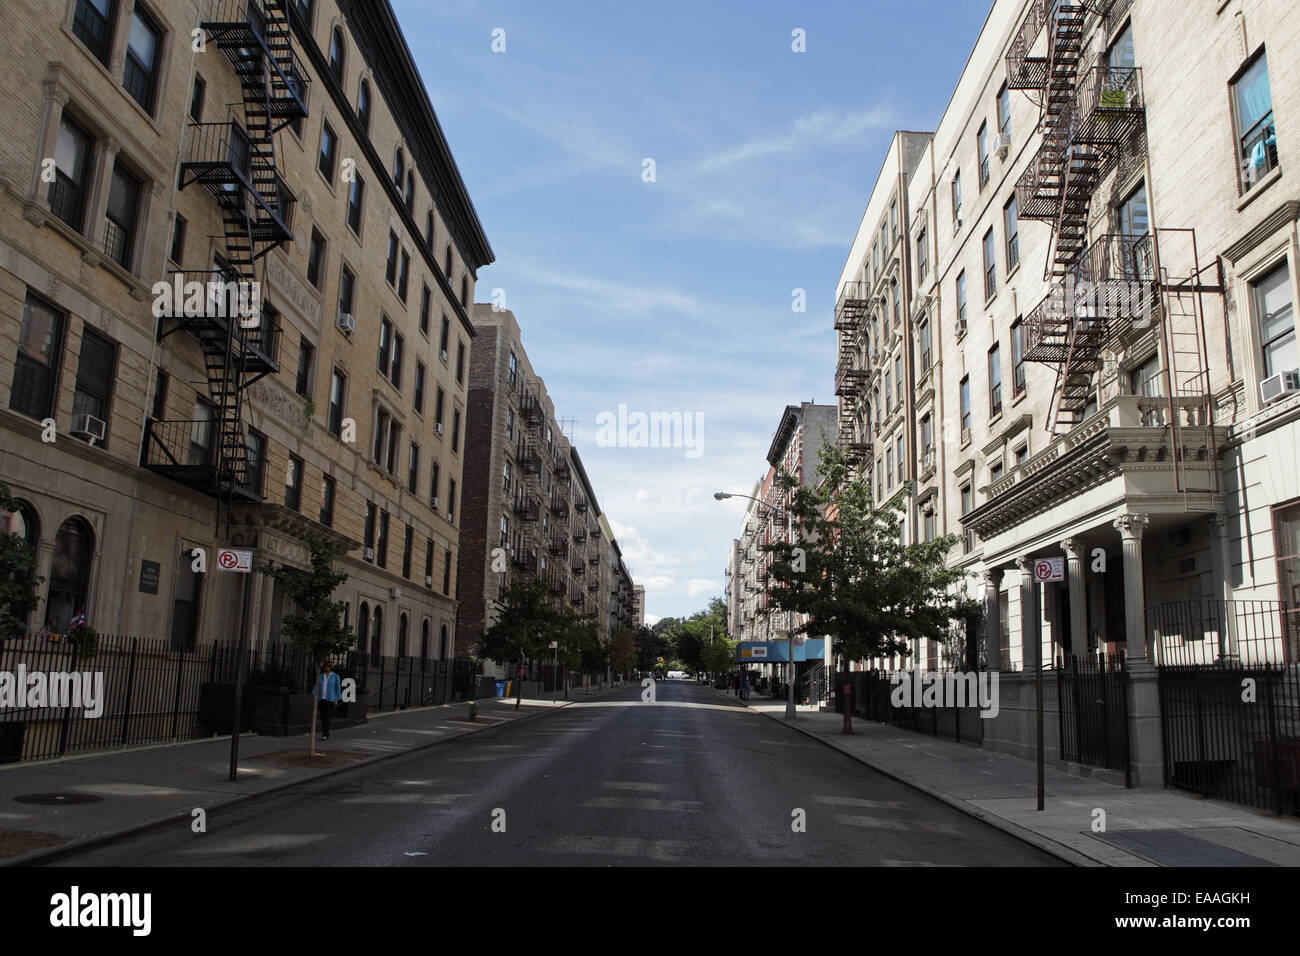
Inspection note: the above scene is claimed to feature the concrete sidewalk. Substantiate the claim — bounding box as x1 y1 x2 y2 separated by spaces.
0 682 627 865
731 692 1300 867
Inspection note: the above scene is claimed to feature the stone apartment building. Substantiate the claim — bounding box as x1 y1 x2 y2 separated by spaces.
834 0 1299 781
0 0 491 661
456 304 636 671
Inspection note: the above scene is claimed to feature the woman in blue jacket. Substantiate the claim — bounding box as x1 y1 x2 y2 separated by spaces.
315 660 342 740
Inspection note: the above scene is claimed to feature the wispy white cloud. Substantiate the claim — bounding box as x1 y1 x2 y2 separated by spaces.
686 578 720 598
692 107 893 174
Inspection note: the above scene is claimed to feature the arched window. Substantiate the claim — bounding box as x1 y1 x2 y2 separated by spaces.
357 78 371 135
370 605 383 663
357 601 370 656
393 148 404 187
420 619 430 660
47 517 94 632
439 622 448 660
2 498 39 548
405 170 415 212
397 612 408 658
328 27 345 81
169 549 204 651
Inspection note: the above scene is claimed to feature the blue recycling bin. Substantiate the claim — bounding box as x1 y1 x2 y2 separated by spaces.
494 681 507 698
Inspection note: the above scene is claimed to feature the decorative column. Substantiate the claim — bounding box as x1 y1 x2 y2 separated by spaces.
983 567 1005 670
1015 556 1039 671
1208 513 1238 660
1113 513 1150 662
28 83 69 208
1061 537 1089 658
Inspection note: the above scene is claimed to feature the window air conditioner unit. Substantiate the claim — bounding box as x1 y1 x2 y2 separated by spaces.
431 496 440 509
435 422 444 435
390 586 402 599
961 427 971 444
363 546 375 561
71 413 106 443
337 311 355 333
440 349 448 362
1261 370 1300 405
955 318 967 338
997 133 1011 159
952 215 962 236
425 575 434 588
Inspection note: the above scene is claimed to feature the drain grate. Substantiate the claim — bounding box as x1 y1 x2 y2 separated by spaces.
13 792 103 805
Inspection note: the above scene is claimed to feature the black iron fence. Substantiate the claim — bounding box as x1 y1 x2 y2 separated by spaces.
1057 651 1131 783
0 634 481 764
1153 601 1300 814
834 670 985 745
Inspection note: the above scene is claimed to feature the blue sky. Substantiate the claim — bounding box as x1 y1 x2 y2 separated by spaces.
389 0 994 623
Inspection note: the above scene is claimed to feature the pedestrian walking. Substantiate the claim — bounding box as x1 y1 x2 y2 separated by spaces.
315 660 341 741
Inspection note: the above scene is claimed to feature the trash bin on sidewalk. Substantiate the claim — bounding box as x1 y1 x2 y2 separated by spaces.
495 681 506 698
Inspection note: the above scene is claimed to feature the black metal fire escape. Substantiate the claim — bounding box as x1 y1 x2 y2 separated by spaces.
147 0 307 532
834 280 872 466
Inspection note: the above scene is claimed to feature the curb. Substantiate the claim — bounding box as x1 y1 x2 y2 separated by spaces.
715 689 1110 868
5 687 623 867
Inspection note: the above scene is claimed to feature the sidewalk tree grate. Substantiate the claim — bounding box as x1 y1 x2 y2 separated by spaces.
13 792 103 805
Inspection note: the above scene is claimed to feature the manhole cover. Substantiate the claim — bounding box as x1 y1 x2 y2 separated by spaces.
13 792 103 805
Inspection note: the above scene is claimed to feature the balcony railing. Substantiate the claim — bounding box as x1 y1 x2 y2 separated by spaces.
180 123 294 243
835 280 872 331
203 0 310 124
142 418 257 499
1072 66 1144 148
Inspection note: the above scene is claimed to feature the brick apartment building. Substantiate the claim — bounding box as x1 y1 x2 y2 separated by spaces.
0 0 491 661
456 304 636 671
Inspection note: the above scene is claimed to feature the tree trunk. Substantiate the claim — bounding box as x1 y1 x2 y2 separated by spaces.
309 666 320 755
515 663 523 710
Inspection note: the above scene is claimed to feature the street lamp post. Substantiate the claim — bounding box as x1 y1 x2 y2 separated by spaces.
715 491 798 720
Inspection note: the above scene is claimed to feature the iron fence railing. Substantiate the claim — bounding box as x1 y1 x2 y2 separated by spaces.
1057 651 1131 783
833 670 984 745
0 634 481 764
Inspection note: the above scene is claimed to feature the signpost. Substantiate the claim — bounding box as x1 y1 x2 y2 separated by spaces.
220 549 254 781
1028 555 1057 811
1033 557 1064 584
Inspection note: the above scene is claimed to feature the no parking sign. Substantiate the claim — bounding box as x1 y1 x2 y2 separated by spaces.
1033 557 1064 583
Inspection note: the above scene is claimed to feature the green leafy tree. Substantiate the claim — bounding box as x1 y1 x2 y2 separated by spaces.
701 633 738 675
478 573 561 709
610 627 637 675
0 484 42 645
0 483 42 645
553 608 599 698
256 535 353 753
762 441 978 734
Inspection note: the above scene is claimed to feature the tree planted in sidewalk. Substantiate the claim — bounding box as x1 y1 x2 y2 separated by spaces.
0 483 42 645
762 441 978 734
255 534 353 754
479 573 561 709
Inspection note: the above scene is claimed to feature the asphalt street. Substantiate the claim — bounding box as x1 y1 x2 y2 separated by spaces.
57 680 1065 866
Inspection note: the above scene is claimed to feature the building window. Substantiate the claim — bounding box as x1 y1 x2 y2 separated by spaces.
1014 444 1028 466
189 74 205 122
1116 181 1149 238
977 121 990 189
73 0 115 65
306 228 326 288
363 502 375 559
425 539 435 585
886 447 893 488
295 338 314 397
1256 261 1296 378
434 386 445 431
414 361 426 415
103 160 142 270
894 354 903 403
419 284 431 335
123 7 162 114
915 228 928 284
405 171 415 212
447 478 456 522
245 430 266 496
169 550 203 651
320 474 335 526
338 265 355 322
286 454 303 511
460 275 468 307
997 83 1011 139
357 78 371 135
72 328 116 438
1234 53 1277 191
988 344 1003 417
443 548 452 595
328 27 345 81
189 399 214 466
150 369 168 421
370 606 382 662
951 169 962 226
889 199 899 242
956 271 967 330
385 231 398 286
402 526 413 579
318 122 337 182
456 341 465 384
920 414 933 465
46 517 94 632
377 510 389 568
169 214 186 265
50 113 93 232
896 434 905 483
506 408 515 442
961 484 974 553
327 368 346 436
507 350 517 384
408 441 420 493
1107 21 1135 69
439 315 451 360
393 148 405 188
444 243 452 277
429 460 440 509
11 293 64 420
503 460 512 493
1011 320 1026 397
923 509 936 543
919 319 931 374
1004 195 1019 271
982 227 996 300
451 408 460 453
346 175 364 235
398 249 410 302
425 209 434 247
